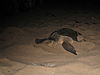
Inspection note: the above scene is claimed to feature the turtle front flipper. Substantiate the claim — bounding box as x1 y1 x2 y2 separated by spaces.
35 38 48 44
62 41 77 55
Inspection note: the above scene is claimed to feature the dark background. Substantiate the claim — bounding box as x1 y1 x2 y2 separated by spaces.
1 0 100 15
0 0 100 28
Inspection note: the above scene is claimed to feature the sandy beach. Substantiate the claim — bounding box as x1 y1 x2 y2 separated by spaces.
0 9 100 75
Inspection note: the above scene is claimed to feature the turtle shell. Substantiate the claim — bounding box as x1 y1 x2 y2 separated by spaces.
49 28 81 41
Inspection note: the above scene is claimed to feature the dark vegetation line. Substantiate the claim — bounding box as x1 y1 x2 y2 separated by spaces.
1 0 100 16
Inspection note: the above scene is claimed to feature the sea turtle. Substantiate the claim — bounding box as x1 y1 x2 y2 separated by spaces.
35 28 85 55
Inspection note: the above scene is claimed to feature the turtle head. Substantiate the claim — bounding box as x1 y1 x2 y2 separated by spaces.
77 35 85 42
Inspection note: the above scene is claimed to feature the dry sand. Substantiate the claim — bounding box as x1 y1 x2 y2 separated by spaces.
0 9 100 75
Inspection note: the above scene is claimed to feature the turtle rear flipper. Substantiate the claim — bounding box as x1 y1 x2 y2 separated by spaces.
62 41 77 55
